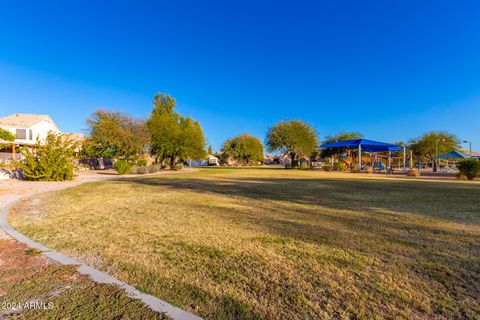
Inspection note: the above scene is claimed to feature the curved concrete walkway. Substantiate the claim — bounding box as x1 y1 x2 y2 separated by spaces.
0 170 202 320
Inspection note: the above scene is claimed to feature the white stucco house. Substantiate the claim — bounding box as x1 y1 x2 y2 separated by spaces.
0 113 61 162
0 113 61 145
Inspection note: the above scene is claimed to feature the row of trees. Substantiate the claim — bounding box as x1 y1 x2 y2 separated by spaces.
83 93 206 170
8 90 468 180
220 120 318 166
11 92 206 180
219 125 465 168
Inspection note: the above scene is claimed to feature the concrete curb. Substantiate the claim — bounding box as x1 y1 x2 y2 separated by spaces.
0 180 202 320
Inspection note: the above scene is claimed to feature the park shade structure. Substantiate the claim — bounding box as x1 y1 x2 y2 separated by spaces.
433 150 473 159
318 139 404 170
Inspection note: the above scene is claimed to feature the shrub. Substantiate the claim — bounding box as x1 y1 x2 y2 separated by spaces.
114 160 131 175
322 164 332 172
351 165 362 173
0 128 15 150
456 172 466 180
407 169 420 176
333 161 346 172
136 159 148 166
131 166 148 174
15 133 77 181
175 163 184 170
148 165 161 173
456 159 480 180
294 163 309 170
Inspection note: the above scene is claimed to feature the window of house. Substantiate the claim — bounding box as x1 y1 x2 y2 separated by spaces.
29 129 33 140
16 129 26 140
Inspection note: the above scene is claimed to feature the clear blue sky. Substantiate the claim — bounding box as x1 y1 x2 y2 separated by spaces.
1 1 479 152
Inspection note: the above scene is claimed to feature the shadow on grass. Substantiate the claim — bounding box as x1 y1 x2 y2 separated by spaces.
119 175 480 225
37 171 480 318
119 174 480 292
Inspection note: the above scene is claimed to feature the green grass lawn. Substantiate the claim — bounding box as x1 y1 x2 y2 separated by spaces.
9 168 480 319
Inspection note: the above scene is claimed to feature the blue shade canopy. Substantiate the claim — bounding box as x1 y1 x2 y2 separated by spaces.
318 139 403 152
433 150 472 159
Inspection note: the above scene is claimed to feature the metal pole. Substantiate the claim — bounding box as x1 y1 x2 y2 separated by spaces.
435 140 439 172
388 151 391 170
463 140 472 157
403 146 406 172
358 144 362 170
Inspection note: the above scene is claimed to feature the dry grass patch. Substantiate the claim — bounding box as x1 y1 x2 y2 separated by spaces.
0 239 168 319
9 168 480 319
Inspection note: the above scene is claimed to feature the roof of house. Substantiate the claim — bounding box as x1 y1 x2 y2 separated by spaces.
459 148 480 157
0 113 59 130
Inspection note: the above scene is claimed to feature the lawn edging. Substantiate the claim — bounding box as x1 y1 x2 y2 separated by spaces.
0 176 202 320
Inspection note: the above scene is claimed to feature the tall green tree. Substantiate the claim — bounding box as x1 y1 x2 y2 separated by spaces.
409 131 460 169
266 120 318 166
147 93 206 169
84 110 149 161
222 133 264 165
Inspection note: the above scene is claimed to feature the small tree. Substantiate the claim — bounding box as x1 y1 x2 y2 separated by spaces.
208 145 213 155
222 133 264 165
84 110 149 161
457 159 480 180
15 132 77 181
266 120 318 167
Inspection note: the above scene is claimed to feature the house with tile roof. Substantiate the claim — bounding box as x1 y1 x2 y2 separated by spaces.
458 148 480 157
0 113 61 145
0 113 61 162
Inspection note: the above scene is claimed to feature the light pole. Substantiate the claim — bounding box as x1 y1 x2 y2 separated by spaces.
463 140 472 156
435 139 445 172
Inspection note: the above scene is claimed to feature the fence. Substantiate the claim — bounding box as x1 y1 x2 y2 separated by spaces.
78 157 114 170
0 152 21 163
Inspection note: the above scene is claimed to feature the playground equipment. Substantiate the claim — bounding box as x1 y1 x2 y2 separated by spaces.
340 154 395 173
319 139 407 173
